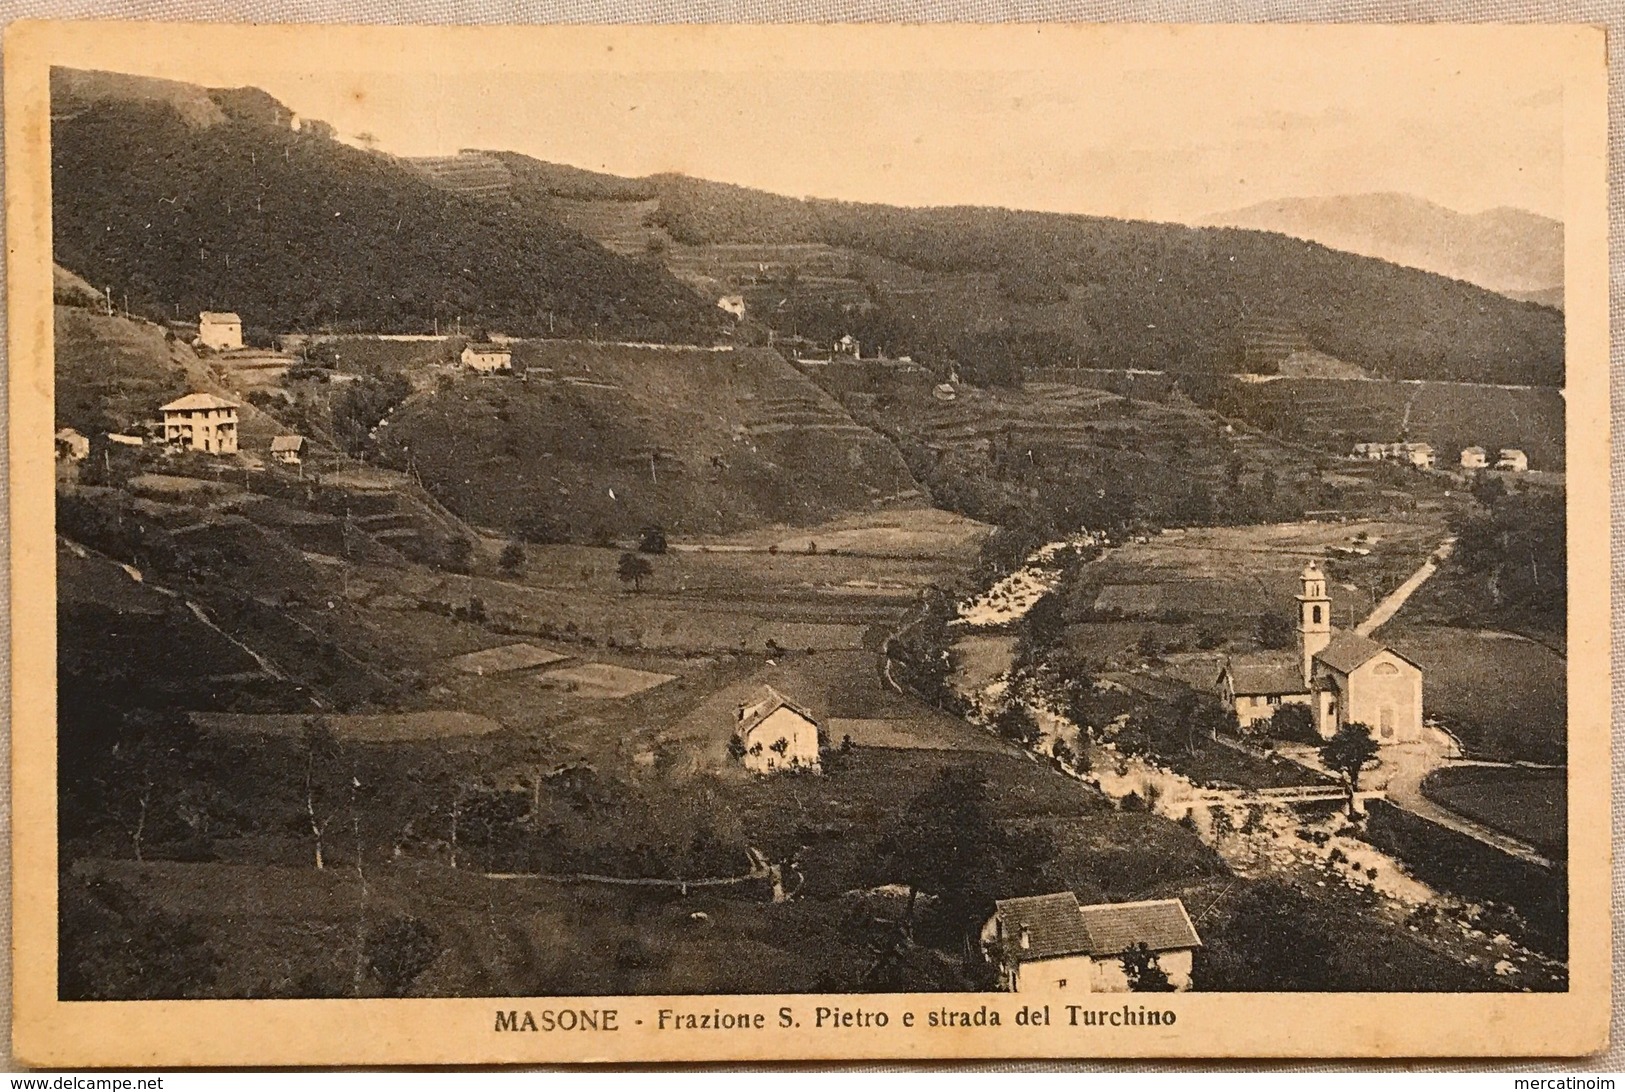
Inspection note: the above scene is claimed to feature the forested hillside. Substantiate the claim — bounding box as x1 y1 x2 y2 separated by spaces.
441 151 1564 387
51 71 724 342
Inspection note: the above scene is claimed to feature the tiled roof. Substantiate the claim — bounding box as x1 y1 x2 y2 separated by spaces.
735 686 818 741
199 311 241 324
161 392 240 412
465 342 511 354
1078 898 1203 957
1314 632 1388 675
1222 653 1306 697
270 435 305 452
994 892 1093 963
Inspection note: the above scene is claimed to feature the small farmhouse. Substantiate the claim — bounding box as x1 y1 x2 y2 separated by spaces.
270 435 306 465
1218 560 1424 742
1460 446 1488 469
462 343 513 374
1351 441 1435 469
55 427 90 462
160 393 241 455
198 311 243 352
732 686 823 774
982 893 1201 994
833 334 861 358
1402 442 1436 470
1497 448 1529 472
717 295 747 320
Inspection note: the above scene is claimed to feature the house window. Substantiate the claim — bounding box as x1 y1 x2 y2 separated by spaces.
1267 695 1280 706
1312 605 1323 624
1056 979 1067 989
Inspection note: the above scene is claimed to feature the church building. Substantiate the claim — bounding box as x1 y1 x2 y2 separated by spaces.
1217 560 1424 743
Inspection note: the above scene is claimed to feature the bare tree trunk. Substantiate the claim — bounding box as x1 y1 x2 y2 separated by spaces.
352 775 368 996
449 796 460 871
306 752 326 870
132 785 150 863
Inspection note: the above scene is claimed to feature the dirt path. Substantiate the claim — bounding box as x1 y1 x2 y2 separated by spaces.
1355 537 1455 636
1375 749 1555 869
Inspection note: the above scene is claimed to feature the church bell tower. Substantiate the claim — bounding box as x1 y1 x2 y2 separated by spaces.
1297 559 1332 686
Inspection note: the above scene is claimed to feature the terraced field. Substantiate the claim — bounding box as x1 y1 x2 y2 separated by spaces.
375 343 921 538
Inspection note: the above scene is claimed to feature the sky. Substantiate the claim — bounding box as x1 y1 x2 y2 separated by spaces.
52 24 1569 224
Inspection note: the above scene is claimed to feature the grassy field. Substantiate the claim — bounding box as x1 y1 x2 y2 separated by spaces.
1421 766 1567 860
1381 625 1567 765
1051 519 1446 675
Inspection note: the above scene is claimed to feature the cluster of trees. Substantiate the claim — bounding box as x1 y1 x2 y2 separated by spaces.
331 374 412 457
1448 483 1566 641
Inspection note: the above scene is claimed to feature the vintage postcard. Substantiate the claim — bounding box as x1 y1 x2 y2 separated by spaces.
6 20 1611 1065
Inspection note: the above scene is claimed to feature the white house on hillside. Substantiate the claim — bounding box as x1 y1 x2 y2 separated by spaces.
1460 446 1488 469
55 427 90 462
717 295 747 320
462 342 513 374
198 312 243 352
1497 448 1529 472
1218 560 1424 742
161 392 241 455
982 893 1202 994
732 687 823 774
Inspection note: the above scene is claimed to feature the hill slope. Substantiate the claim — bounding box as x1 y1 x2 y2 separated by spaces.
374 344 922 537
1201 193 1563 305
50 69 723 342
418 152 1564 387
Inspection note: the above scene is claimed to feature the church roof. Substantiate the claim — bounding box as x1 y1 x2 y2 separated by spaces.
1222 653 1306 697
1313 631 1420 675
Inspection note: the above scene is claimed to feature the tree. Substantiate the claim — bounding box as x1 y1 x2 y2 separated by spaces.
616 551 653 593
1120 942 1176 992
992 702 1041 747
1267 702 1317 743
1255 611 1295 650
298 719 346 870
364 916 442 997
637 525 669 554
1319 721 1380 814
878 768 1051 948
498 541 526 574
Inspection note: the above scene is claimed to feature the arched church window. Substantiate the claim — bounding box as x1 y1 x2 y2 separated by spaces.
1373 662 1400 676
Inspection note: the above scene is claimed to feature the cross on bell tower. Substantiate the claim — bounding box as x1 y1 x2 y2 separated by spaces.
1297 559 1332 686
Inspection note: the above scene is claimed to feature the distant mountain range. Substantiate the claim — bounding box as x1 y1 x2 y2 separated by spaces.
1200 194 1563 308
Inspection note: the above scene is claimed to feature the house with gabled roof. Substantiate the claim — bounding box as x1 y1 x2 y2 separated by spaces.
1218 560 1424 742
732 685 824 774
461 342 513 374
198 311 243 351
270 435 305 465
981 892 1202 994
160 392 240 455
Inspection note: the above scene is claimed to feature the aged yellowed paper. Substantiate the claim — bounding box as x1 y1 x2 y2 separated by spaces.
7 20 1611 1064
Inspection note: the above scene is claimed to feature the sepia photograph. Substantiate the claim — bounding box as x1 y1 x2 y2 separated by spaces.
6 20 1611 1065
